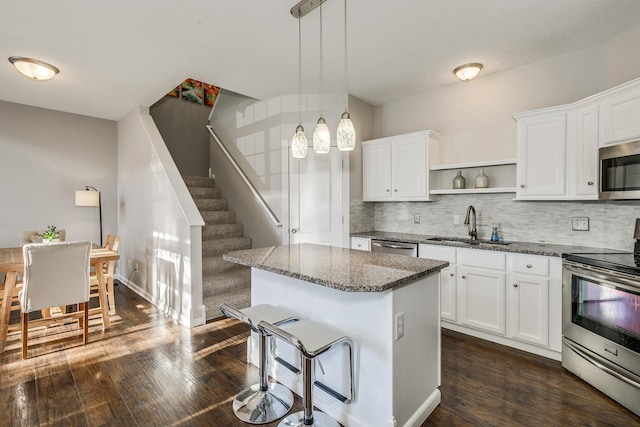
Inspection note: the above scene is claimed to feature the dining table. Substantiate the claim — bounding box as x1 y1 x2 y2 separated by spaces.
0 244 119 353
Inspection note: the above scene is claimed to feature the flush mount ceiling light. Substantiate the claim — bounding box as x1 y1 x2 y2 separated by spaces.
453 63 483 82
8 56 60 81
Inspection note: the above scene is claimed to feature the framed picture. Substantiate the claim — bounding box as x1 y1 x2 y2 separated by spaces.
181 78 204 104
167 85 180 97
204 83 220 107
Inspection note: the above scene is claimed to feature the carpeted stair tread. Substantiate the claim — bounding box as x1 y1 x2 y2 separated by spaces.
201 210 236 225
202 255 245 275
202 237 252 256
203 268 251 296
195 198 228 212
203 224 244 239
204 288 251 321
189 186 222 199
184 176 215 187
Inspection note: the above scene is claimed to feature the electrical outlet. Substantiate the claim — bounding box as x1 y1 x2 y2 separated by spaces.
395 312 404 340
453 215 460 225
414 213 420 224
572 217 590 231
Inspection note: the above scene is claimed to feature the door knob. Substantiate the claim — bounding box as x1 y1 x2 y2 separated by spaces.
291 228 298 234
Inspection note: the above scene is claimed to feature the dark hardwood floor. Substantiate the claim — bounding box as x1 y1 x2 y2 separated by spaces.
1 284 638 426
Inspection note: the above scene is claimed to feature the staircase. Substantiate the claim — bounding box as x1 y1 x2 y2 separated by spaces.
184 176 252 320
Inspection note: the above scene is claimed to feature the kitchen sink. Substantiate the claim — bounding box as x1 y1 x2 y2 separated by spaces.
426 237 510 246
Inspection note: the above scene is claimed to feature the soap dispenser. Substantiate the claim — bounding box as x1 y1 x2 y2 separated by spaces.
491 225 500 242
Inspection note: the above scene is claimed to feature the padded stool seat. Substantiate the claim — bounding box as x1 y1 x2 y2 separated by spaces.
260 318 355 427
219 303 299 424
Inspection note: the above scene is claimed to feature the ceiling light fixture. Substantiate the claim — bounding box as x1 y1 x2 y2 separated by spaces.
291 9 308 159
312 1 330 154
453 63 483 82
8 56 60 81
336 0 356 151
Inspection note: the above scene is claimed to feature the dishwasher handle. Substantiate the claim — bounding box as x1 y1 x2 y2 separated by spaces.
371 241 416 250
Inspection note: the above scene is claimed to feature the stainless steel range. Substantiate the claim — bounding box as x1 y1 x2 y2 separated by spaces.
562 222 640 417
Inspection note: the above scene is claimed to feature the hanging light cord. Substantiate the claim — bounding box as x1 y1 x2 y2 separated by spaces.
320 1 324 117
298 10 303 125
343 0 349 112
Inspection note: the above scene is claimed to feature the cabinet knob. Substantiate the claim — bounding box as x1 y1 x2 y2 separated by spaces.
450 273 455 277
513 283 518 288
461 275 466 279
526 264 532 268
394 189 398 192
587 181 594 186
291 228 298 234
520 184 525 188
386 189 390 192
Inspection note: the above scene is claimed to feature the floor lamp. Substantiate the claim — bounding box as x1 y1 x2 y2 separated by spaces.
75 186 102 246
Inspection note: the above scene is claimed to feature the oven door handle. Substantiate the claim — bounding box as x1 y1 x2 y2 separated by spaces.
564 339 640 391
564 262 640 292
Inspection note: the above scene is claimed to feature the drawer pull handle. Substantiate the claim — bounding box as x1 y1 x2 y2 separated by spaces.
526 264 532 268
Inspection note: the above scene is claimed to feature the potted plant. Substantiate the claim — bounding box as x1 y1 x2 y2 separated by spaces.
36 225 61 243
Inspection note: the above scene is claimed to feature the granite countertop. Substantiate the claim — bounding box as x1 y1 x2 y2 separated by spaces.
351 230 617 257
223 243 448 292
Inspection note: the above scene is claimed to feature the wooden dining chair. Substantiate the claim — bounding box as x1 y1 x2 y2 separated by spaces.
19 241 92 359
90 234 120 314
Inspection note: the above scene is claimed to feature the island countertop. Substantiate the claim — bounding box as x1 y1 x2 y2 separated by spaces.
223 243 448 292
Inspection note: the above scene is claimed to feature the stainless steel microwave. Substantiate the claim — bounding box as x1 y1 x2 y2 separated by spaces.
599 140 640 200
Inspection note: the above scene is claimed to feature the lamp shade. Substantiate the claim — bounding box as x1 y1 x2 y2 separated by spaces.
453 63 483 82
9 57 59 81
75 190 100 207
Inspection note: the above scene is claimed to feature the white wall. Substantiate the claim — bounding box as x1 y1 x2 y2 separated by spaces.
0 101 117 248
117 107 205 327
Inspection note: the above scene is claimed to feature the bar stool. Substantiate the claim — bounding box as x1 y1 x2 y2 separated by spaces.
219 303 299 424
260 319 355 427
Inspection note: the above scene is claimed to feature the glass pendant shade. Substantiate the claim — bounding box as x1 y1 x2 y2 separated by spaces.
291 125 308 159
312 118 331 153
337 112 356 151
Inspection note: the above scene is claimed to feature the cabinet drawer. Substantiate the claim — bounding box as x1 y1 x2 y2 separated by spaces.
508 254 549 276
350 237 371 251
458 249 505 270
418 244 456 263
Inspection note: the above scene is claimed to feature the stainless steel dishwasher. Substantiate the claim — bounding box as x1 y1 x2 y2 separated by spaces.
370 239 418 257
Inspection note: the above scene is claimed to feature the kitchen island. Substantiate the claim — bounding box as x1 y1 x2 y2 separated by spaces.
223 243 448 427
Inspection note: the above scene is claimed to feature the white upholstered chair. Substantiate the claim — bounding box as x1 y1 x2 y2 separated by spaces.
19 241 92 359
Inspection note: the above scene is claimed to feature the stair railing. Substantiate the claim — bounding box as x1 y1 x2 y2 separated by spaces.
206 125 282 228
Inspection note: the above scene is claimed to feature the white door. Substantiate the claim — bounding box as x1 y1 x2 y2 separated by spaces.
289 149 344 246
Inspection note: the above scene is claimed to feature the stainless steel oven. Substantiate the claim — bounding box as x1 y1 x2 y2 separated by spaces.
562 255 640 416
599 140 640 200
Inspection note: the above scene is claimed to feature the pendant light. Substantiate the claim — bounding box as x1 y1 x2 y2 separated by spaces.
291 10 308 159
312 1 330 154
337 0 356 151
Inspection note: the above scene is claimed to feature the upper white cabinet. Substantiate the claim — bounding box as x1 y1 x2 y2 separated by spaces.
573 104 599 198
515 110 568 199
599 79 640 146
362 130 439 201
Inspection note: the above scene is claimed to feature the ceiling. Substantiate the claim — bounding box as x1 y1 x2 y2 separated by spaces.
2 1 640 121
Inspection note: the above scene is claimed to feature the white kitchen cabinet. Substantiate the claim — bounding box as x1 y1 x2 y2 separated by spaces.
350 237 371 251
514 110 568 199
573 104 599 198
599 79 640 146
507 273 549 347
458 266 506 335
362 130 439 201
419 244 457 321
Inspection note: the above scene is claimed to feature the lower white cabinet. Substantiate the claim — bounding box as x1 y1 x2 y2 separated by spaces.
458 266 506 335
419 244 562 360
350 237 371 251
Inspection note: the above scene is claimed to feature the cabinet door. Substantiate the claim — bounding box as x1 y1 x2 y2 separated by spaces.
458 267 506 335
574 105 599 198
507 273 549 347
599 84 640 146
440 266 457 322
393 136 428 200
516 112 567 199
363 140 392 201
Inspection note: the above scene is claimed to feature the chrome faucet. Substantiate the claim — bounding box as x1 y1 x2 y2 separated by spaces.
464 205 478 242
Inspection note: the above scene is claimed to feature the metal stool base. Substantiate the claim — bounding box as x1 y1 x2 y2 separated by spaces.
278 410 340 427
233 382 294 424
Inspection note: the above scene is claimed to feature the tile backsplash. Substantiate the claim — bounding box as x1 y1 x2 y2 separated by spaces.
351 194 640 252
